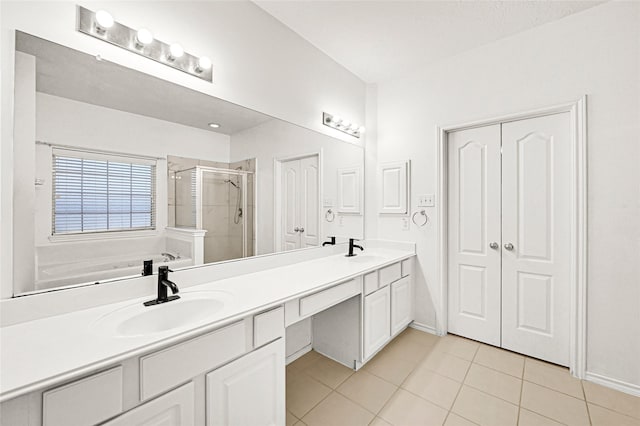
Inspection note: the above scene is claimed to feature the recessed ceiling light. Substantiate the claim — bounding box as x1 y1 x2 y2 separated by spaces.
208 123 220 128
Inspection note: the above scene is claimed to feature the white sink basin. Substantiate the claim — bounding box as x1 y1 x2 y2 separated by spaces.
92 291 233 337
345 255 387 263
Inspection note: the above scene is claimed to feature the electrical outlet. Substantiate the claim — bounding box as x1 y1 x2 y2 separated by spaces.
339 215 344 227
401 217 410 231
418 194 435 207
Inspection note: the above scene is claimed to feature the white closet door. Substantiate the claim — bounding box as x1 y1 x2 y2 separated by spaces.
300 156 320 248
501 112 571 366
448 124 502 346
281 159 300 251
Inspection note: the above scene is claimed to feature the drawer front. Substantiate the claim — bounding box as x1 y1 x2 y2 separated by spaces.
401 258 413 277
379 262 402 288
140 321 246 400
299 279 360 317
43 366 123 426
254 307 285 348
363 271 379 296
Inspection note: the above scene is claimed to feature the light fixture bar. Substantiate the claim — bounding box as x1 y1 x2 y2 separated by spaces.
76 6 213 82
323 112 364 138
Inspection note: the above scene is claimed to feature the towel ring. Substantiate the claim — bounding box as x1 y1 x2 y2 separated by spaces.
412 210 428 227
325 209 336 222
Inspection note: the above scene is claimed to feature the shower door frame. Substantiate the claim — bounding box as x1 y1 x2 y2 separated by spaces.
194 165 255 259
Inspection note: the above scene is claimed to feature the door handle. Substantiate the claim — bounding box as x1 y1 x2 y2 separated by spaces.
489 242 499 250
504 243 514 251
299 227 305 233
294 227 300 232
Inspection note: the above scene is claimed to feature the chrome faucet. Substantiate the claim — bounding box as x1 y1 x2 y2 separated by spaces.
346 238 364 257
144 266 180 306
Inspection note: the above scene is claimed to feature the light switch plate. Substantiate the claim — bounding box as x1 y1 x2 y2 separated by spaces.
323 198 334 208
339 216 344 227
418 194 435 207
401 217 410 231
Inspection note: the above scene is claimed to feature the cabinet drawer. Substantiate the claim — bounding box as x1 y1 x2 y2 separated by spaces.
254 307 285 348
379 262 402 287
43 366 123 426
140 321 246 400
401 258 413 277
363 272 379 296
299 279 360 317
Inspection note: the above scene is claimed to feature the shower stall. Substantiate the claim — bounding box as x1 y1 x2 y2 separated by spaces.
174 166 255 264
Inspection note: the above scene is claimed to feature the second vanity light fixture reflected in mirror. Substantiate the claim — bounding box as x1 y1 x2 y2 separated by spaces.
77 6 213 82
323 112 365 138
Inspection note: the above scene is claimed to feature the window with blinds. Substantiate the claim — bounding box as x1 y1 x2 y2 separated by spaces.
52 149 156 235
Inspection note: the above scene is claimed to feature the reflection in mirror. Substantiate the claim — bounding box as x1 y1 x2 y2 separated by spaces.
13 31 364 296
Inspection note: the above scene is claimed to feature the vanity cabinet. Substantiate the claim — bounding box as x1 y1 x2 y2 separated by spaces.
206 339 285 426
391 277 413 335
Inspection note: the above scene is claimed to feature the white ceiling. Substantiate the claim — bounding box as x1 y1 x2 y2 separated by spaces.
16 32 273 135
255 0 604 83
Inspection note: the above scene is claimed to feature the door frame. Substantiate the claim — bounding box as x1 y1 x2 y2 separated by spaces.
435 96 587 378
273 151 323 252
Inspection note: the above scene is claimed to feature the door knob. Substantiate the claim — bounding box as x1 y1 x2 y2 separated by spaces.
489 242 499 250
299 227 305 233
504 243 514 251
294 227 300 232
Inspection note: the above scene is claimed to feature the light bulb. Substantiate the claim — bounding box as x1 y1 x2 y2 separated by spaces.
168 43 184 61
208 122 220 128
350 123 359 131
196 56 212 72
94 10 114 33
341 120 351 129
358 126 366 134
136 28 154 46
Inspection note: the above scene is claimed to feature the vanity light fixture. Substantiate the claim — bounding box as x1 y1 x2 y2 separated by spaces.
135 28 154 49
168 43 184 61
323 112 365 138
76 6 213 82
208 122 220 129
94 10 114 34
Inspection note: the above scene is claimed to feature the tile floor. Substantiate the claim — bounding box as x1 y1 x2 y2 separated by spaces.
285 328 640 426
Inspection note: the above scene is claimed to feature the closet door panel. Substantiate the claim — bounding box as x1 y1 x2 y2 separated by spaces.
501 112 571 366
447 124 502 346
300 156 320 248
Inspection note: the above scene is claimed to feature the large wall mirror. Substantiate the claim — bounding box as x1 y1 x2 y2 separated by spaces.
12 31 364 296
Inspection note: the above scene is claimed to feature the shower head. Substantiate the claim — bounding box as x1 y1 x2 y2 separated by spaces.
224 179 239 188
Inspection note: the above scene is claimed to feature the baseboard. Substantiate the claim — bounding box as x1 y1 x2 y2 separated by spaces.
585 371 640 397
286 344 312 365
409 321 441 336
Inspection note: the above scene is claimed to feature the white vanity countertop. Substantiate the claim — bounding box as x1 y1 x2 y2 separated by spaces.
0 247 414 401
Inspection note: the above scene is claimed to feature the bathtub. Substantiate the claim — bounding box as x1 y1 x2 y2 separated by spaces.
36 254 193 291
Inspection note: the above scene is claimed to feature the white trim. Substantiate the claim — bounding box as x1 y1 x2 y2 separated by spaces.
409 321 440 336
273 151 323 252
48 229 159 242
435 97 588 378
585 372 640 398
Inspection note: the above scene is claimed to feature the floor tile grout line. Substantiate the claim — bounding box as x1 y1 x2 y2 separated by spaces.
443 348 474 425
521 377 586 401
461 381 521 407
582 380 594 426
517 365 525 425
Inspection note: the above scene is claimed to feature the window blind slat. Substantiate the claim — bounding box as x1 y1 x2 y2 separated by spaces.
52 152 156 235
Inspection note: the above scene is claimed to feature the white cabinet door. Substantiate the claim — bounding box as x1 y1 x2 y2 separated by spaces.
447 124 502 347
364 286 391 360
391 277 412 336
378 161 409 214
103 382 194 426
337 167 362 214
501 113 571 366
206 339 285 426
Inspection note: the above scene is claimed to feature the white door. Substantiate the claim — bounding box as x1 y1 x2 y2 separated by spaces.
280 155 319 251
300 156 320 248
391 277 413 336
103 382 195 426
364 285 391 360
501 113 571 366
448 124 502 347
282 159 300 251
206 339 285 426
